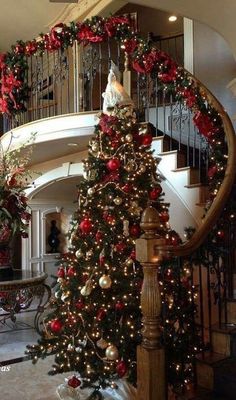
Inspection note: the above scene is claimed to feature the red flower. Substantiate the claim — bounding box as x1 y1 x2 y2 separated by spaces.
77 24 104 43
0 53 6 69
104 16 129 37
193 111 219 139
0 98 9 113
99 114 119 135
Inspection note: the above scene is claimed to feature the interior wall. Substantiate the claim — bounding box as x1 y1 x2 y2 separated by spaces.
193 20 236 123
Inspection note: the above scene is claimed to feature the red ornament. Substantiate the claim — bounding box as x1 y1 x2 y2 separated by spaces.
99 255 105 266
106 214 116 224
122 183 133 193
129 224 141 237
208 165 217 179
96 308 106 321
68 376 81 388
106 158 121 171
75 299 85 310
217 230 225 239
95 231 103 241
149 186 162 200
80 219 92 234
159 211 169 223
116 360 128 378
50 319 63 333
115 242 126 252
57 267 65 278
141 133 152 146
130 249 136 260
67 266 76 277
115 301 125 311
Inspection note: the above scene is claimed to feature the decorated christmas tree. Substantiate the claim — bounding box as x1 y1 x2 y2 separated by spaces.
27 67 198 398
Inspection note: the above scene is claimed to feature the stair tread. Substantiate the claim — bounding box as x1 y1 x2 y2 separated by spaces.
211 323 236 334
185 183 209 188
196 351 229 365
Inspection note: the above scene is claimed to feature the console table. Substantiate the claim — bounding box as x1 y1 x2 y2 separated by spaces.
0 269 51 333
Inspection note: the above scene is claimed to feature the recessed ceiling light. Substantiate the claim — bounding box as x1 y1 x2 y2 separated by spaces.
169 15 177 22
68 143 78 147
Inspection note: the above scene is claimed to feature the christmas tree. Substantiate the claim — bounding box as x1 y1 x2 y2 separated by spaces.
27 70 198 397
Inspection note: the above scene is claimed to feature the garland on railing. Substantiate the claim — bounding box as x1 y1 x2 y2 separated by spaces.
0 15 228 202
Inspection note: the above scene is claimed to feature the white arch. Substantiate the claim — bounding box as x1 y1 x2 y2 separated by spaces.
26 162 84 199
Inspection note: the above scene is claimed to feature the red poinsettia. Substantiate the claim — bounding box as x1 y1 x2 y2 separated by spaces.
104 16 129 37
193 111 219 139
77 24 105 44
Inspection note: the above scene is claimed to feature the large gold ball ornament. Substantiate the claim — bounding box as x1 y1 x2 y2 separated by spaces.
99 274 112 289
75 250 83 259
114 197 122 205
105 344 119 360
96 338 108 350
125 133 133 143
87 187 95 196
125 258 134 267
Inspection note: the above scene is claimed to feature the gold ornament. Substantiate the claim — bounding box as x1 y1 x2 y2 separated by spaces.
125 160 137 173
125 258 133 267
125 133 133 143
114 197 122 205
88 187 95 196
61 292 70 302
75 249 83 259
91 142 99 152
80 280 93 296
99 275 112 289
105 344 119 360
86 250 93 259
139 164 146 173
96 338 108 349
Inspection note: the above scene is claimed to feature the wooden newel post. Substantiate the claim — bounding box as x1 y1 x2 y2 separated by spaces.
136 206 167 400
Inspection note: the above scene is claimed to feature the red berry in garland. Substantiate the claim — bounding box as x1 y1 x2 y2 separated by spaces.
129 224 141 237
50 319 63 333
68 376 81 388
149 186 162 200
80 218 92 234
106 158 120 171
159 210 170 223
116 360 128 378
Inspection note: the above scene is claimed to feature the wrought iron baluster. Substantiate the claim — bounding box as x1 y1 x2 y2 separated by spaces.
169 93 173 150
206 247 212 347
198 261 205 346
155 78 159 137
99 44 102 111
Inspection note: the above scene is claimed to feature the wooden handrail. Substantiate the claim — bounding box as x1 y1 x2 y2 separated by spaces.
168 74 236 257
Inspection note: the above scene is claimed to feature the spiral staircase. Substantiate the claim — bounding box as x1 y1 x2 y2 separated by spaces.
1 13 236 400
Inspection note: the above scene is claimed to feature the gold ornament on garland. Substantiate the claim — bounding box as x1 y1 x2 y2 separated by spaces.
125 133 133 143
96 337 108 349
99 274 112 289
105 344 119 360
80 280 93 296
75 249 83 259
113 196 122 205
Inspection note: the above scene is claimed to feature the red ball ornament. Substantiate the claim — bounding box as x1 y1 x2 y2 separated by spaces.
116 360 128 378
208 165 217 179
95 231 103 241
50 319 63 333
130 224 141 237
80 219 92 234
96 308 106 321
115 242 126 252
115 301 125 311
106 158 121 171
149 186 162 200
75 299 85 310
57 267 65 278
217 230 225 239
141 133 152 146
68 376 81 388
122 183 133 193
159 211 169 223
67 266 76 277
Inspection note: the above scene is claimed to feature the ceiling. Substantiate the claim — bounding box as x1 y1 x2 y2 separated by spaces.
33 175 81 201
0 0 67 51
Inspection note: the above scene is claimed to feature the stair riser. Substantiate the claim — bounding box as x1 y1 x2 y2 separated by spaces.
211 331 231 356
